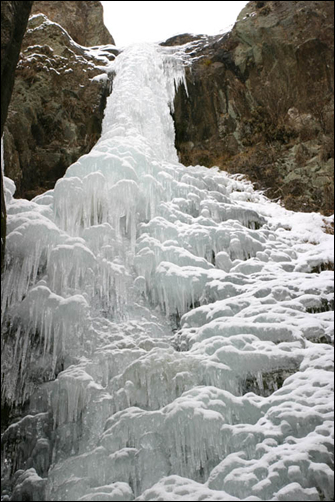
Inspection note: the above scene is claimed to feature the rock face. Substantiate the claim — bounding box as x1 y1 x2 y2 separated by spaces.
171 1 334 214
31 0 115 46
1 2 33 135
1 1 33 270
3 7 116 200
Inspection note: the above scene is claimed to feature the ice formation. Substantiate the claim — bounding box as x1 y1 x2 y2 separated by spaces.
1 42 334 502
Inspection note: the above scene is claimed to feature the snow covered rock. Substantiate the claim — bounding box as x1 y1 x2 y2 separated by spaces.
3 9 117 200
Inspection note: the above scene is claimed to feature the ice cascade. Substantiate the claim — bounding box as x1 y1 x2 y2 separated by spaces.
1 43 334 502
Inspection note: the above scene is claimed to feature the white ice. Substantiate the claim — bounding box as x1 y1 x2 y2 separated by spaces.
1 42 334 502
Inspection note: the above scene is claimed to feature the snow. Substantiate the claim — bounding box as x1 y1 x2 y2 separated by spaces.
1 43 334 502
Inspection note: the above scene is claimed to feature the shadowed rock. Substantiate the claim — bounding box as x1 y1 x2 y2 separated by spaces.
1 1 33 270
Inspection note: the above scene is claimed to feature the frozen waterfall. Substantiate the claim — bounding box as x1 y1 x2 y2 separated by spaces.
1 43 334 502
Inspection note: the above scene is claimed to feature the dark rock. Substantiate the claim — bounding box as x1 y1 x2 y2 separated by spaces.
1 2 33 136
171 1 334 215
242 368 297 397
1 1 33 271
3 10 115 200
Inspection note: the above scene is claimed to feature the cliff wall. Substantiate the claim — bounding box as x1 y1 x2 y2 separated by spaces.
31 0 115 46
171 1 334 214
3 1 116 200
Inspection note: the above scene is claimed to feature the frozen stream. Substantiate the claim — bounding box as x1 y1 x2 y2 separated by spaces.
1 43 334 501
